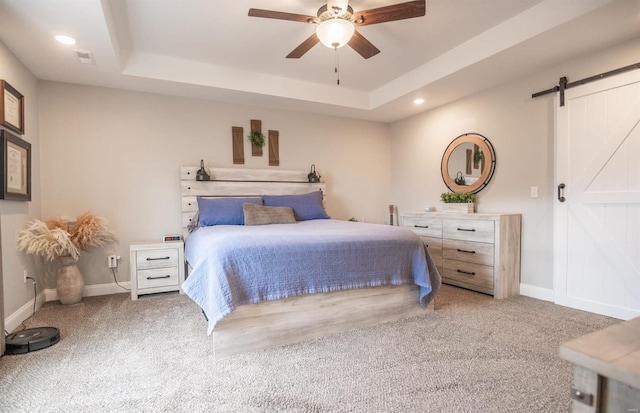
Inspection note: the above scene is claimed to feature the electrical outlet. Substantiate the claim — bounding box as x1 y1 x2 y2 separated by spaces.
24 269 28 283
108 255 118 268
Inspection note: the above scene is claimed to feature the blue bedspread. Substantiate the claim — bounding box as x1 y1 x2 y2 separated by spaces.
183 219 441 335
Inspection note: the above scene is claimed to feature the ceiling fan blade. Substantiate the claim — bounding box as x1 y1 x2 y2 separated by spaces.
248 8 316 23
286 33 320 58
352 0 425 26
348 31 380 59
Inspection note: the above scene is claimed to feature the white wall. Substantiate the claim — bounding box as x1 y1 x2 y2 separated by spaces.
390 37 640 291
38 82 391 289
0 41 42 318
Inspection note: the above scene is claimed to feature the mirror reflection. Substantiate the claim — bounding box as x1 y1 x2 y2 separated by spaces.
441 133 496 194
446 142 485 186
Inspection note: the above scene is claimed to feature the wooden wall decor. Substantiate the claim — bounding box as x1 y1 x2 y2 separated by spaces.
268 130 279 166
232 126 244 165
250 119 263 157
466 149 472 175
473 144 480 169
232 119 281 165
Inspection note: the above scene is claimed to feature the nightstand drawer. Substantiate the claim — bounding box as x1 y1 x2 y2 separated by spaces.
402 216 442 238
137 267 180 289
442 219 494 243
442 259 494 291
443 239 494 266
136 248 179 270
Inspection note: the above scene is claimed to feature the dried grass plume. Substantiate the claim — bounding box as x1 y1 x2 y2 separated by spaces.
17 213 117 261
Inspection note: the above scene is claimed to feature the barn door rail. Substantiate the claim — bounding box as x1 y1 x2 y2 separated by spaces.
532 62 640 107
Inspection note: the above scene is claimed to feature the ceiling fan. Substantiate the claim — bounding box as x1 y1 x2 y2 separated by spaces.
248 0 426 59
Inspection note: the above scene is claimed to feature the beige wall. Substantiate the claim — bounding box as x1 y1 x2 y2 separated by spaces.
38 82 391 289
0 41 42 317
390 37 640 291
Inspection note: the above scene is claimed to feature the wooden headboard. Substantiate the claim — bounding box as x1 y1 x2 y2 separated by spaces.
181 166 326 233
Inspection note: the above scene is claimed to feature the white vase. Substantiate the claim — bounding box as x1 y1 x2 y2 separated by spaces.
56 256 84 305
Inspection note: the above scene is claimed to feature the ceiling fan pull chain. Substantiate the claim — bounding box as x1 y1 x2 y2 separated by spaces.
334 45 340 86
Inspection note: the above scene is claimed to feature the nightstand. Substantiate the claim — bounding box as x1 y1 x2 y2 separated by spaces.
130 240 185 300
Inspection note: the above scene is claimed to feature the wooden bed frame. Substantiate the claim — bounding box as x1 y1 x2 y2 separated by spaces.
181 166 434 358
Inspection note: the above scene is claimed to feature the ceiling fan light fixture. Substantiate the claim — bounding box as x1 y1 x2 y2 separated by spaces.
315 18 355 49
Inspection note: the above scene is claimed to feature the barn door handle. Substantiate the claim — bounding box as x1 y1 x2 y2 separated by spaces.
558 183 566 202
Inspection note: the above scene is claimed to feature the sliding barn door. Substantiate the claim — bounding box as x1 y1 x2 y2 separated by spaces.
554 69 640 320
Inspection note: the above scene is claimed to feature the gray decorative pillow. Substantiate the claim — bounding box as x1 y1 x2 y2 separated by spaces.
243 203 296 226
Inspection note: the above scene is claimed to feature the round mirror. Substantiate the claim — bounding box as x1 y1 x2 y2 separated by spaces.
441 133 496 194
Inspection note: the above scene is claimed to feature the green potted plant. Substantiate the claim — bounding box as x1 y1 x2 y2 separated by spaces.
440 191 476 213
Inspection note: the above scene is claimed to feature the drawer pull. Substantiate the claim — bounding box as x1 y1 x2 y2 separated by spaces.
457 248 476 254
457 228 476 232
146 275 171 280
146 256 170 261
414 224 429 229
457 269 476 276
570 386 593 406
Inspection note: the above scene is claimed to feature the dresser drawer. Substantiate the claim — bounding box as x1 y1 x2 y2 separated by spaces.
421 236 443 273
443 219 494 243
136 248 179 270
443 239 494 266
402 216 442 238
442 259 494 291
137 266 180 289
420 236 442 259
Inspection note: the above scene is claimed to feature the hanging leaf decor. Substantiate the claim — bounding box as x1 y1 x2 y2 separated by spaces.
248 130 266 148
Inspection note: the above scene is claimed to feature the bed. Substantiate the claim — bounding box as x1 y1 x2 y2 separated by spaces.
181 166 441 357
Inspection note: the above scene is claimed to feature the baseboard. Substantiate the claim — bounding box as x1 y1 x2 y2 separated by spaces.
520 283 554 302
5 282 131 333
43 281 131 302
5 290 47 333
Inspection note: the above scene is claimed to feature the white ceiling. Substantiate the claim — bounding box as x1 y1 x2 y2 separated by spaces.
0 0 638 122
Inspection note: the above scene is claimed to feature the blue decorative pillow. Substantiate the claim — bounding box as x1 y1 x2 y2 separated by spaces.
262 191 330 221
197 197 262 226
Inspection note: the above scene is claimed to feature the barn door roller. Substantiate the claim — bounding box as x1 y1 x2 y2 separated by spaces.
532 62 640 107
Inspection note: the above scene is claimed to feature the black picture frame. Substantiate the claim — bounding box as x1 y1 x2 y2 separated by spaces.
0 130 31 201
0 80 24 135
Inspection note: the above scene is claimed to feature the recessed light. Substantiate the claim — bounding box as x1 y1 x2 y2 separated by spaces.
413 98 425 105
55 35 76 45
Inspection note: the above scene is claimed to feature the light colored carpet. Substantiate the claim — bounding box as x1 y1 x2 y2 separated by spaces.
0 285 617 412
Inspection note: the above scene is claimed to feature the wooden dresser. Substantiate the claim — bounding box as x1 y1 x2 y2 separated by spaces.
401 212 521 299
560 317 640 412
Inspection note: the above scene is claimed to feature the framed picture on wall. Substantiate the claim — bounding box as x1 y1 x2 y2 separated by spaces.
0 80 24 135
0 130 31 201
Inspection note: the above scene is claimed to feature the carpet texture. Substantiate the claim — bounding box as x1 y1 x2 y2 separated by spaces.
0 285 617 412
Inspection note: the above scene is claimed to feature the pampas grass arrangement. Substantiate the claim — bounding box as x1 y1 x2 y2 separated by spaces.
17 213 117 261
